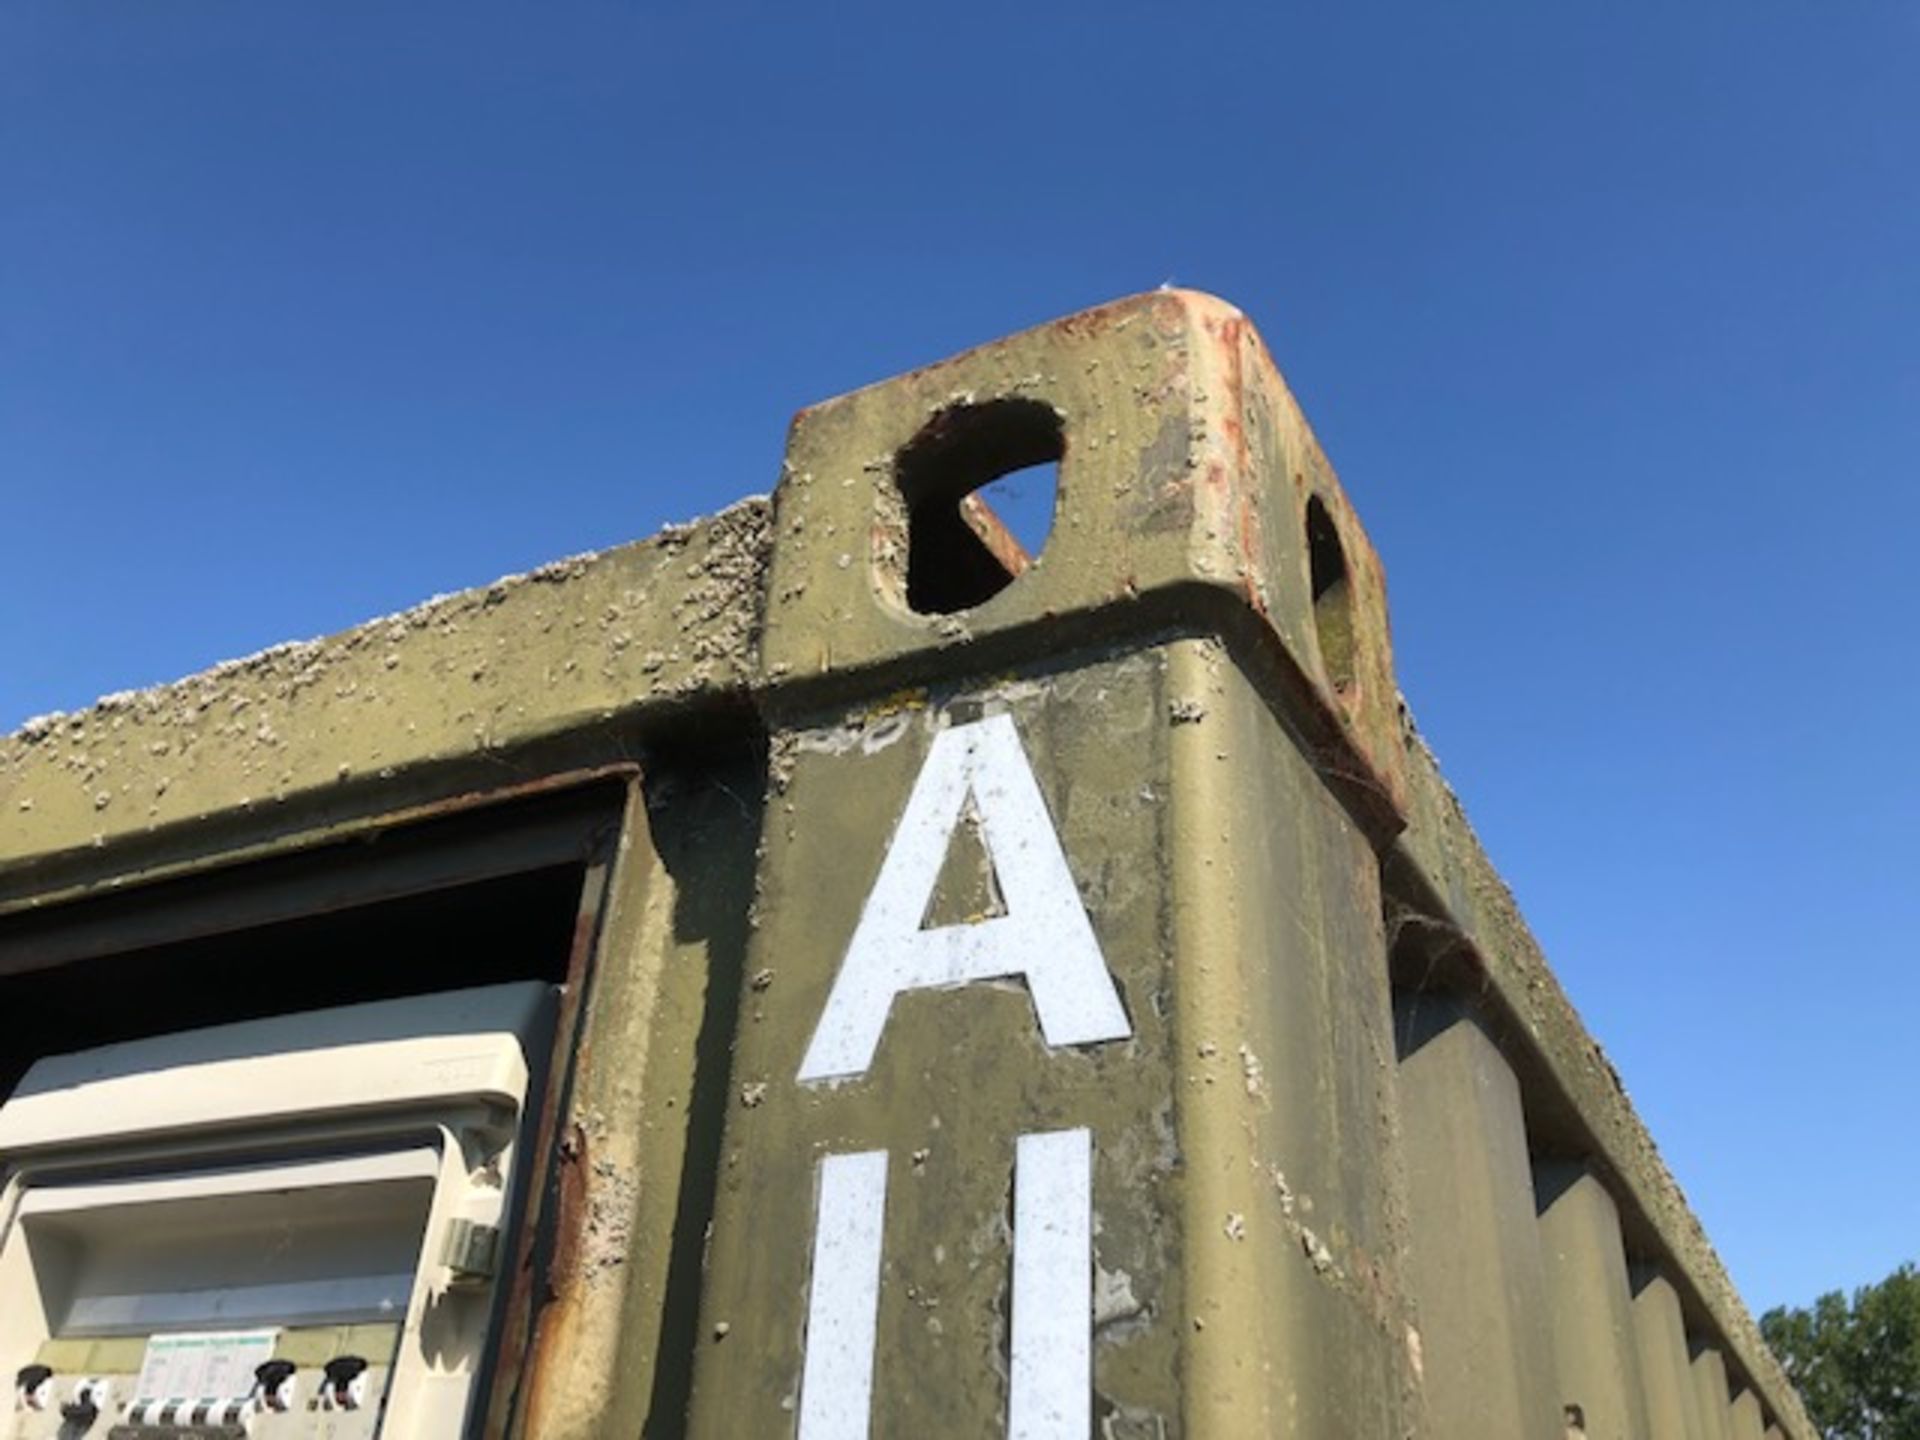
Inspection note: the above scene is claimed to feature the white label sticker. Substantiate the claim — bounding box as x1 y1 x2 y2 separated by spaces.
796 1150 889 1440
133 1329 278 1404
798 713 1132 1082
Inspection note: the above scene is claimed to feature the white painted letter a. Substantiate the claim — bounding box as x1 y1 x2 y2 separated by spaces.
797 713 1131 1082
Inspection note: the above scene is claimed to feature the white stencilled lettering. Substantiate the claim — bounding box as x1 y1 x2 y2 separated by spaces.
796 1150 889 1440
1010 1127 1092 1440
797 1131 1094 1440
797 713 1131 1083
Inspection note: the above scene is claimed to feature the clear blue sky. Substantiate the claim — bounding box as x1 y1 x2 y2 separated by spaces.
4 3 1915 1317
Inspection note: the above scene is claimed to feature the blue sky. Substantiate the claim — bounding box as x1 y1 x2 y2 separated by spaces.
4 3 1916 1316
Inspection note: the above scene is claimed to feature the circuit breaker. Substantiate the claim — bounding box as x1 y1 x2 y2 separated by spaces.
0 983 551 1440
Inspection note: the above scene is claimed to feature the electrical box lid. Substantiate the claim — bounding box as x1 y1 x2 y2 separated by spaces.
0 981 550 1155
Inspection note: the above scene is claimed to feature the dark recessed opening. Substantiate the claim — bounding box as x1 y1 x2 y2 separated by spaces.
1305 495 1357 696
0 863 584 1103
895 399 1063 615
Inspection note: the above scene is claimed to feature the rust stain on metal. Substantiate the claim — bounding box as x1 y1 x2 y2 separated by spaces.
494 850 612 1434
551 1121 593 1297
393 763 642 839
1237 496 1270 620
957 493 1033 579
1206 310 1276 624
518 1118 592 1424
1046 296 1129 341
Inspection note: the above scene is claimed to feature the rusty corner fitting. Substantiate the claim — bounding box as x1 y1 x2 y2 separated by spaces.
762 288 1406 829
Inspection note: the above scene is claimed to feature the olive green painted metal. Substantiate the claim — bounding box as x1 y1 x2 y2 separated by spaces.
495 758 764 1440
683 647 1418 1437
1535 1164 1652 1440
0 503 769 902
0 290 1815 1439
1395 995 1561 1440
1632 1268 1711 1440
1692 1346 1738 1440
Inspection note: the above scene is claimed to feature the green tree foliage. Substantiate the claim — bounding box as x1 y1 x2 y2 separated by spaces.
1761 1263 1920 1439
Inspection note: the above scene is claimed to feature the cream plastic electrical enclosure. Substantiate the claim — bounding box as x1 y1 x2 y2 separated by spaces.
0 983 553 1440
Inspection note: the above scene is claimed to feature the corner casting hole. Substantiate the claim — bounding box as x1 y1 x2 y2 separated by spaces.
1306 495 1357 696
897 399 1063 615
